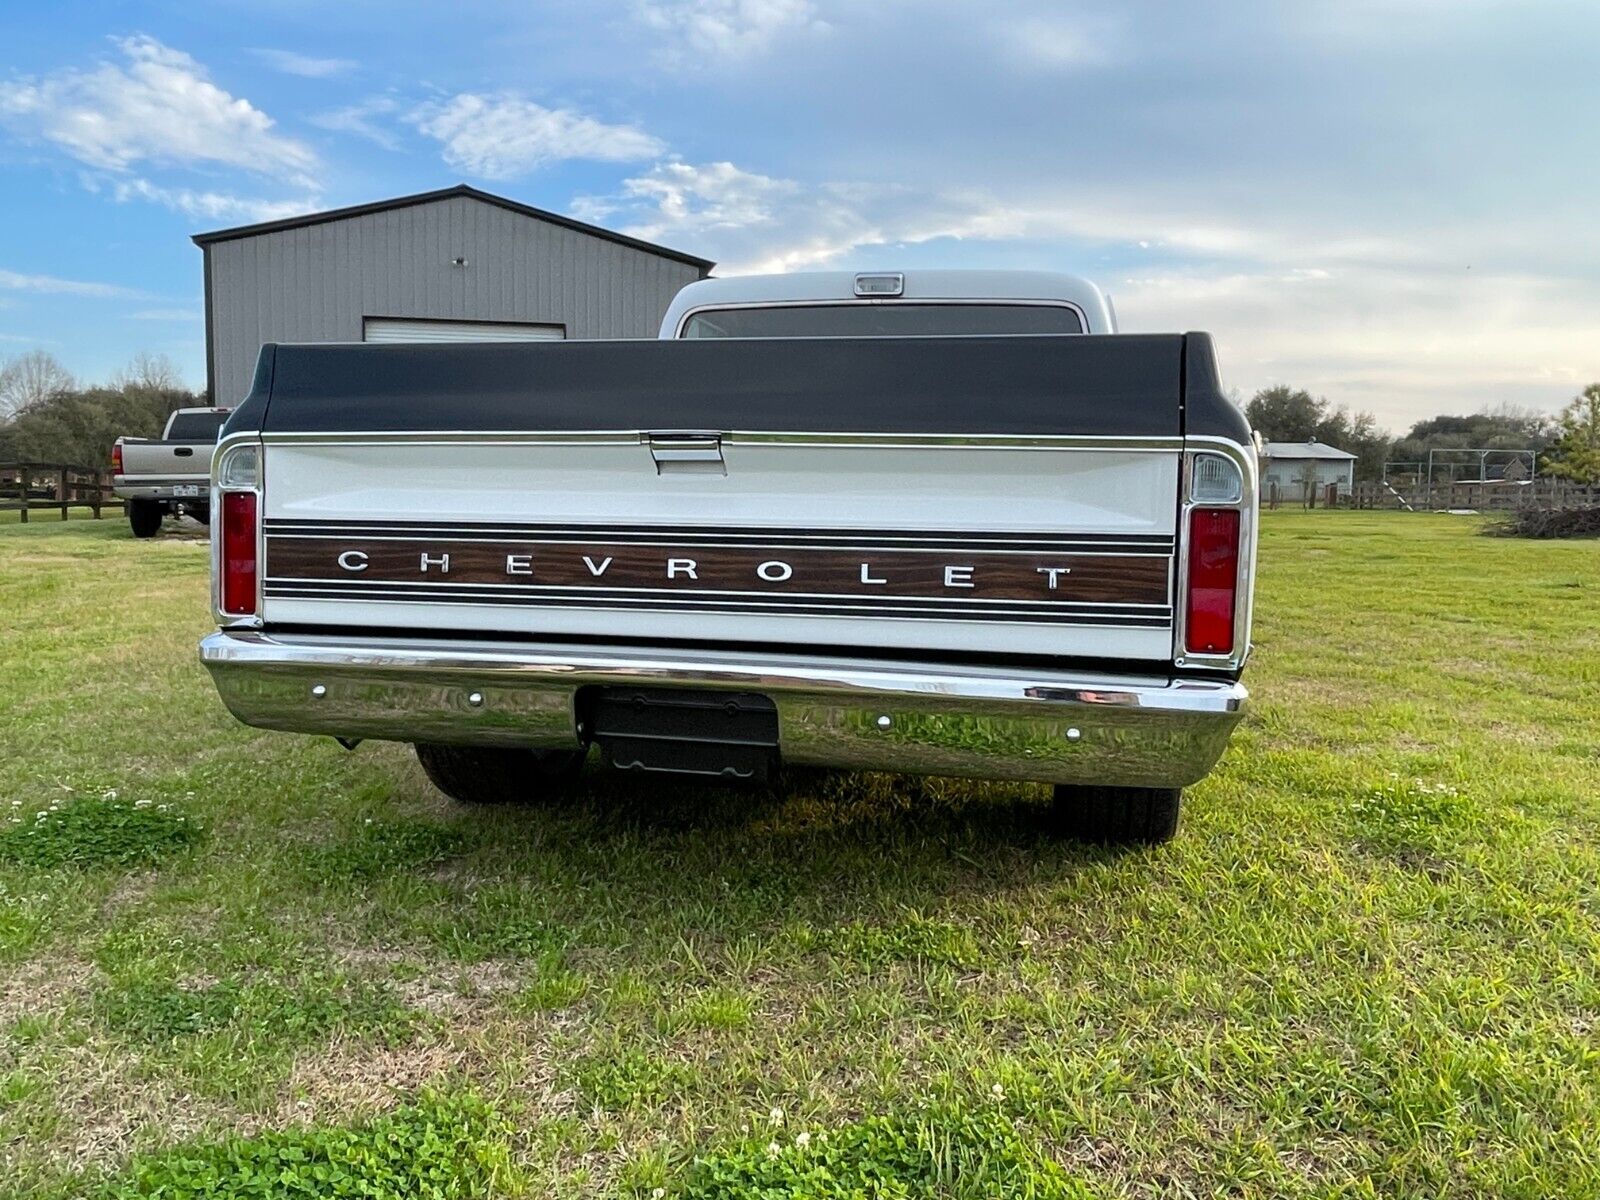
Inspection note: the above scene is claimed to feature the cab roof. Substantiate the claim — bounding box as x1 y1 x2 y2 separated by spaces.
659 270 1117 336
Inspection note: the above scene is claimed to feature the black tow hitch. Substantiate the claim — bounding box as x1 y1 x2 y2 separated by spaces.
577 686 779 783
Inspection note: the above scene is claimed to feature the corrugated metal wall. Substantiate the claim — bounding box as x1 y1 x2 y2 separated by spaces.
205 194 706 405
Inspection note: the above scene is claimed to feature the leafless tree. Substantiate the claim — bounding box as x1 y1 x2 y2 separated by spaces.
110 351 185 394
0 349 76 420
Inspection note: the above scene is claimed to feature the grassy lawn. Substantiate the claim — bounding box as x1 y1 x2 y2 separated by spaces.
1 512 1596 1198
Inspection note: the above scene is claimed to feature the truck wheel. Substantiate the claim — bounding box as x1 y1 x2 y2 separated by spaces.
413 743 586 805
1050 785 1181 845
127 499 164 539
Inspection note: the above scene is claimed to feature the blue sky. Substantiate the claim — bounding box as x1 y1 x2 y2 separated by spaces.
1 0 1597 429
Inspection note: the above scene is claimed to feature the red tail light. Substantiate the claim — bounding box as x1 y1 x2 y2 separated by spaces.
111 442 123 473
220 491 258 616
1184 508 1240 655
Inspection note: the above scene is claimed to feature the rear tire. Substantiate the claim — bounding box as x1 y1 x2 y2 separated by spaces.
127 499 163 539
1050 784 1181 845
414 743 586 805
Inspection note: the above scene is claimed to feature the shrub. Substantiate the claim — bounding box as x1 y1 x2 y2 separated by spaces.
1347 778 1477 855
87 1091 516 1199
307 819 466 882
1485 506 1600 539
95 973 412 1045
679 1101 1098 1199
0 792 200 869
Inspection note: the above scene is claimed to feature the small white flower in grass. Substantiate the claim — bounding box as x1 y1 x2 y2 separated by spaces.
651 1189 666 1199
991 1083 1005 1099
766 1141 781 1158
135 799 152 809
103 789 118 801
794 1131 811 1148
768 1106 784 1125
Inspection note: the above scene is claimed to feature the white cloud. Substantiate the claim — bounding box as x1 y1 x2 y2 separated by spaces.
127 307 201 321
100 176 318 224
998 14 1117 69
1117 267 1600 425
576 160 905 273
0 36 317 186
411 93 663 179
311 97 401 149
634 0 823 60
0 268 142 299
248 48 358 79
578 160 1598 426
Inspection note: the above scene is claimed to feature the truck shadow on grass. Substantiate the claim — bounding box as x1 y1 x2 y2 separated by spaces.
303 760 1161 972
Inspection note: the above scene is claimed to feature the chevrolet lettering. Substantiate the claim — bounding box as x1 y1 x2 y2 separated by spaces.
201 269 1257 845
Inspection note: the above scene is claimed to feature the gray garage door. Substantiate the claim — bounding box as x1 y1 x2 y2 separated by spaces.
362 317 565 343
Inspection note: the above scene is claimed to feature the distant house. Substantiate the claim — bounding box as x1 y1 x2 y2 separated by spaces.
1261 440 1357 498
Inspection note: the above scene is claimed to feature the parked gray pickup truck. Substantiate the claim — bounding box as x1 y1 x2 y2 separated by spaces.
113 407 230 537
199 271 1256 844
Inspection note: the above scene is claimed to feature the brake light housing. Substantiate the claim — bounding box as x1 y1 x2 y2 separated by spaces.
214 442 261 621
111 442 123 474
1178 450 1253 669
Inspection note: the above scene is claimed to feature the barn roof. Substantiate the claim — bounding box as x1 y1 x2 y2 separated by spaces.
191 184 715 271
1264 440 1357 460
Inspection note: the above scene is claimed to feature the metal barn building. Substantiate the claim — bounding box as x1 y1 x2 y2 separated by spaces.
193 185 714 406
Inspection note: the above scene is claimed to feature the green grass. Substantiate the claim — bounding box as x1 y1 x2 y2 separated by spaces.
1 512 1597 1197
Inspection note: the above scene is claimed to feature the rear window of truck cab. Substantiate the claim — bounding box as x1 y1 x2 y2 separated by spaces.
679 303 1084 338
167 411 229 441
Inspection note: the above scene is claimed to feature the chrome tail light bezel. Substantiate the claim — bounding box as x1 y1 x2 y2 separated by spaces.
1175 439 1258 673
212 434 264 627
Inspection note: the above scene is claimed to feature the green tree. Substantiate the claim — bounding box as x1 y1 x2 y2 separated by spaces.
1245 385 1390 481
0 352 198 467
1542 383 1600 483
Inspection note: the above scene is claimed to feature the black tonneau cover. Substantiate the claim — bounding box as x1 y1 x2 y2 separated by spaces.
225 333 1248 443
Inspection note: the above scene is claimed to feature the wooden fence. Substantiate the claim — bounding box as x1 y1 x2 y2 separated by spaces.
0 463 122 522
1264 478 1600 512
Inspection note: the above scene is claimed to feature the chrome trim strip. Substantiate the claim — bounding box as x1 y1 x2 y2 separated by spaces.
263 575 1174 609
261 521 1174 550
200 631 1246 788
253 429 1184 452
264 533 1174 558
259 590 1172 628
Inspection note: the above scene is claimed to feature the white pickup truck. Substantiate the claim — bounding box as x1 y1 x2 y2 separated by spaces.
113 407 231 537
198 270 1256 844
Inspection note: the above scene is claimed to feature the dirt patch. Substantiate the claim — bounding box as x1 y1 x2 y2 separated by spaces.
8 1037 240 1172
0 956 95 1027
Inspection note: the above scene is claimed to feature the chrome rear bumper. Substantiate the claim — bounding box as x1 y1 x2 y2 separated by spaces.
199 631 1247 788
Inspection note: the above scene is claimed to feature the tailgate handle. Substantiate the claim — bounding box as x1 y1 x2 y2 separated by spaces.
647 432 725 476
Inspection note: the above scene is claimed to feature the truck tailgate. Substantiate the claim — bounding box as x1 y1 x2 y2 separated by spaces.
119 441 209 481
244 336 1190 663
